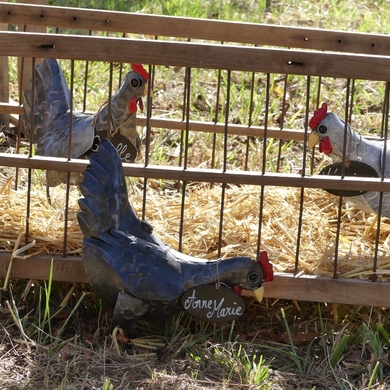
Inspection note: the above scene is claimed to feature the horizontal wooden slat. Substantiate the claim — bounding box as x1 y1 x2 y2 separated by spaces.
262 274 390 307
0 103 306 140
0 252 388 306
1 2 390 55
0 102 23 114
146 118 306 140
1 152 390 192
0 253 86 283
1 32 390 81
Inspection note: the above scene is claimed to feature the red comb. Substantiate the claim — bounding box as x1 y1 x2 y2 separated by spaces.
131 63 149 80
309 102 328 130
258 251 274 282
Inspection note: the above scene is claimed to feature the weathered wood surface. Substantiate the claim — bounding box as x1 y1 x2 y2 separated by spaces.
1 151 390 193
1 2 390 55
1 32 390 81
0 252 388 307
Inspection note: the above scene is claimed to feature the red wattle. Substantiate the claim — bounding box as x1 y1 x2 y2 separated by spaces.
319 137 333 154
129 98 137 114
232 286 243 296
138 98 144 112
258 251 274 282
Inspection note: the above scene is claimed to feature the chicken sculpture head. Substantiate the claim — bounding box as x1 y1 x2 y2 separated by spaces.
308 102 390 217
23 59 149 187
77 139 273 326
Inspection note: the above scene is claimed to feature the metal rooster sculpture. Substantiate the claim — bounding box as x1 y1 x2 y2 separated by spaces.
23 58 149 187
77 139 274 326
308 102 390 217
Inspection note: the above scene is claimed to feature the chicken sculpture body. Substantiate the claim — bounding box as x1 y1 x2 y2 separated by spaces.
77 139 274 326
309 103 390 217
23 58 148 187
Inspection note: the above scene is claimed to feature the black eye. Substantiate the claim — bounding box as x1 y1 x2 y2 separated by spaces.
318 124 328 134
248 272 260 283
131 77 141 88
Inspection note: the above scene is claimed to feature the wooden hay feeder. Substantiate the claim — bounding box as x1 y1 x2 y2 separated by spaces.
1 2 390 308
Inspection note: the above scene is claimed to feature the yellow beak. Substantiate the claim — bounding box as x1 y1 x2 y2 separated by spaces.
308 132 319 149
252 286 264 302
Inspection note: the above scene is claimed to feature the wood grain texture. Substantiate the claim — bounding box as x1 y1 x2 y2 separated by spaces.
1 152 390 192
0 32 390 81
0 253 388 307
1 2 390 55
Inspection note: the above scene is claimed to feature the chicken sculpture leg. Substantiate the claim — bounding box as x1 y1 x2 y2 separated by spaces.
308 103 390 217
23 58 149 187
77 139 273 326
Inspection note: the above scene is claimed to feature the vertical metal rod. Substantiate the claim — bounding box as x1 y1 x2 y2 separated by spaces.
143 63 154 168
245 71 256 171
178 39 191 168
217 70 231 259
178 67 192 252
348 79 356 124
276 74 289 173
294 76 312 274
310 76 322 175
211 42 224 170
106 62 114 139
82 30 93 113
15 25 29 190
211 68 222 170
62 60 76 256
256 73 270 255
25 57 36 246
372 81 390 278
261 74 270 175
142 38 158 220
332 80 352 278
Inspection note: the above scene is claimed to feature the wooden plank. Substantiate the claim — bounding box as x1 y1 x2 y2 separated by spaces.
262 274 390 307
0 252 388 306
1 32 390 81
1 152 390 192
0 253 86 283
1 2 390 55
146 118 306 141
0 102 24 114
0 104 307 141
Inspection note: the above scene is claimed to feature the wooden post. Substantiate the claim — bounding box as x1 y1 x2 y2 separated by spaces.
0 0 9 130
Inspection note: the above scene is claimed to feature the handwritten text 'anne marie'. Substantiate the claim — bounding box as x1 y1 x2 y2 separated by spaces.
183 290 243 319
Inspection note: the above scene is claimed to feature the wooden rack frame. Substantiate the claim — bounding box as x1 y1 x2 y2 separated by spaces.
1 2 390 307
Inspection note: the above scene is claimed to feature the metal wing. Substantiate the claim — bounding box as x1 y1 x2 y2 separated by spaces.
23 58 94 159
83 229 184 301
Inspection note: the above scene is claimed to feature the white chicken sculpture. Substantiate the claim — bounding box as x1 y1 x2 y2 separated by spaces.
308 102 390 217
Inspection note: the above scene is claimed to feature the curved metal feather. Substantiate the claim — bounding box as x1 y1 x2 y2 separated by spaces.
78 138 165 246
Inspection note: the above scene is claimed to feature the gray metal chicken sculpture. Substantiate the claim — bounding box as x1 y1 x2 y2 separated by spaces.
23 58 148 187
309 102 390 217
77 139 274 326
